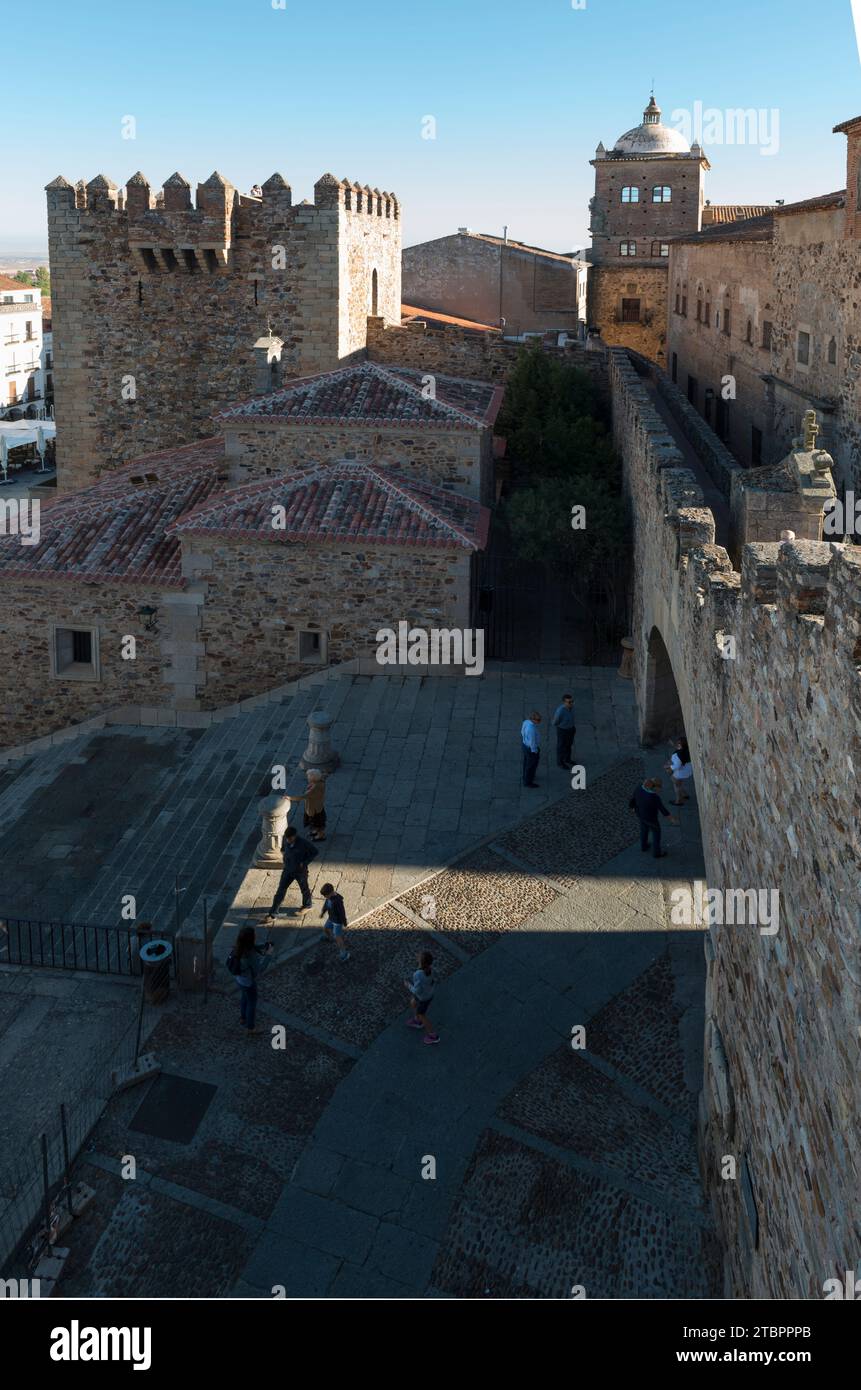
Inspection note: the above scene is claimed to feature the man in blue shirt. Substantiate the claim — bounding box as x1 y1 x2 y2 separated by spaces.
520 711 542 787
628 777 679 858
551 694 576 769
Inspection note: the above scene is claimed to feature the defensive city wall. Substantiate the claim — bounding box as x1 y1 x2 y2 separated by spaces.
610 347 860 1298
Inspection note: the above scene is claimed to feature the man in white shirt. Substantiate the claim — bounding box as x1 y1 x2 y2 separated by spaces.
521 711 542 788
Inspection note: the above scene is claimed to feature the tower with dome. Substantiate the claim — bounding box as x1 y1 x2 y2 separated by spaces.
587 94 710 364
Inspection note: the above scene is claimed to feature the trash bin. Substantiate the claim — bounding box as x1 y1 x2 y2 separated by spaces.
139 938 173 1004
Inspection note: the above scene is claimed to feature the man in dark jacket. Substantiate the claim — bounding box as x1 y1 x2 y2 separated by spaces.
266 826 318 920
629 777 678 858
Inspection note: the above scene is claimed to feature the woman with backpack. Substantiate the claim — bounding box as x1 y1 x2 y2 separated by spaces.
228 926 273 1035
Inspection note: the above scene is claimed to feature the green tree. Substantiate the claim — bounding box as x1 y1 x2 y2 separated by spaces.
35 266 50 295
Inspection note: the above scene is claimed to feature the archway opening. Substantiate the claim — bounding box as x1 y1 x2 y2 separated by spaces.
643 625 684 745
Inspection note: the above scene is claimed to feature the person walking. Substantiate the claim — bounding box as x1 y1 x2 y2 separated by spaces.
404 950 439 1045
302 768 327 842
227 926 273 1035
319 882 350 962
265 825 318 922
665 738 693 806
629 777 679 858
521 710 542 788
551 694 577 769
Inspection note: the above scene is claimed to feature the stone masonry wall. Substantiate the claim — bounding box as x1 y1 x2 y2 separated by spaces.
182 535 472 706
588 265 669 365
0 579 171 747
666 236 775 468
402 232 580 335
771 208 861 494
367 315 609 392
611 348 861 1299
47 174 401 493
223 422 491 503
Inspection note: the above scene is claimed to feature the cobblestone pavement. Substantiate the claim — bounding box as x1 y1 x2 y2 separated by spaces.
1 669 718 1297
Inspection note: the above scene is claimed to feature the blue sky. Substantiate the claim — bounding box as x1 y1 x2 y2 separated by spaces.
5 0 860 253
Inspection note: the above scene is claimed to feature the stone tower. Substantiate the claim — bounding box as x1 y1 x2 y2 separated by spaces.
46 172 402 492
588 95 708 364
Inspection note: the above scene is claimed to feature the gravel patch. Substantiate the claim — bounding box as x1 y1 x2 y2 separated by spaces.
264 905 460 1050
496 756 644 887
432 1128 721 1300
398 848 559 955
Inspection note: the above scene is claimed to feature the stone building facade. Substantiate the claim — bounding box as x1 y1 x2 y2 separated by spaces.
216 361 503 506
0 368 492 747
667 114 861 494
46 170 402 492
611 348 859 1300
587 95 710 365
666 213 776 465
402 230 586 338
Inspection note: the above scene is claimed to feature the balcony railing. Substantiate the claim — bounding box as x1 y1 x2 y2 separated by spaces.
3 335 20 345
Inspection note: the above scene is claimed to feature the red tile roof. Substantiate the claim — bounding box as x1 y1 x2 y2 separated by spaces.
216 362 503 429
171 460 490 551
0 437 227 587
0 274 35 293
401 303 498 332
701 204 775 225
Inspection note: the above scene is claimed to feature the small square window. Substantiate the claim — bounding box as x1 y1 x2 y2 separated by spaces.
52 625 100 681
298 630 326 664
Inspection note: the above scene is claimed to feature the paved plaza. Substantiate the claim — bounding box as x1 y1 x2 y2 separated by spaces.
0 666 721 1297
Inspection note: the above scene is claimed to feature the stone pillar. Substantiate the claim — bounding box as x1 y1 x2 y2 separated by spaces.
254 792 293 868
618 636 635 679
299 710 340 773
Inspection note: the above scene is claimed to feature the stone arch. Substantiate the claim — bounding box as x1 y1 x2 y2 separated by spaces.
643 625 685 745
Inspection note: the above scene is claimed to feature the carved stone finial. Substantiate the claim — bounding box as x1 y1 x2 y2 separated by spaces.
802 409 820 453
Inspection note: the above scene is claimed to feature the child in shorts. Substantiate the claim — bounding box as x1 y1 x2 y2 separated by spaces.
320 883 349 962
404 950 439 1045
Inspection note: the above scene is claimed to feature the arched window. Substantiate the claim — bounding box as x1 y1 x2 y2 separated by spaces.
621 186 639 203
652 186 672 202
746 319 753 344
828 336 837 365
371 268 379 316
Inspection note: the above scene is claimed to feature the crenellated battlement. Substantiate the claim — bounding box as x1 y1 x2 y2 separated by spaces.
610 346 861 682
46 169 399 221
611 346 860 1305
46 164 402 490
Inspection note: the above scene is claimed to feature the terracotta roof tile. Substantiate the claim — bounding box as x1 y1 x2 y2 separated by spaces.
216 362 502 429
0 437 227 587
401 304 498 332
702 204 775 224
171 460 490 551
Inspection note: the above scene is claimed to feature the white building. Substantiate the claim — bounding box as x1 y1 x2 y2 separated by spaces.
0 275 44 418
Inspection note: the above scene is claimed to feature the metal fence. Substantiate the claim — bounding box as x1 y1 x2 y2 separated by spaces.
0 918 174 977
0 987 152 1273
